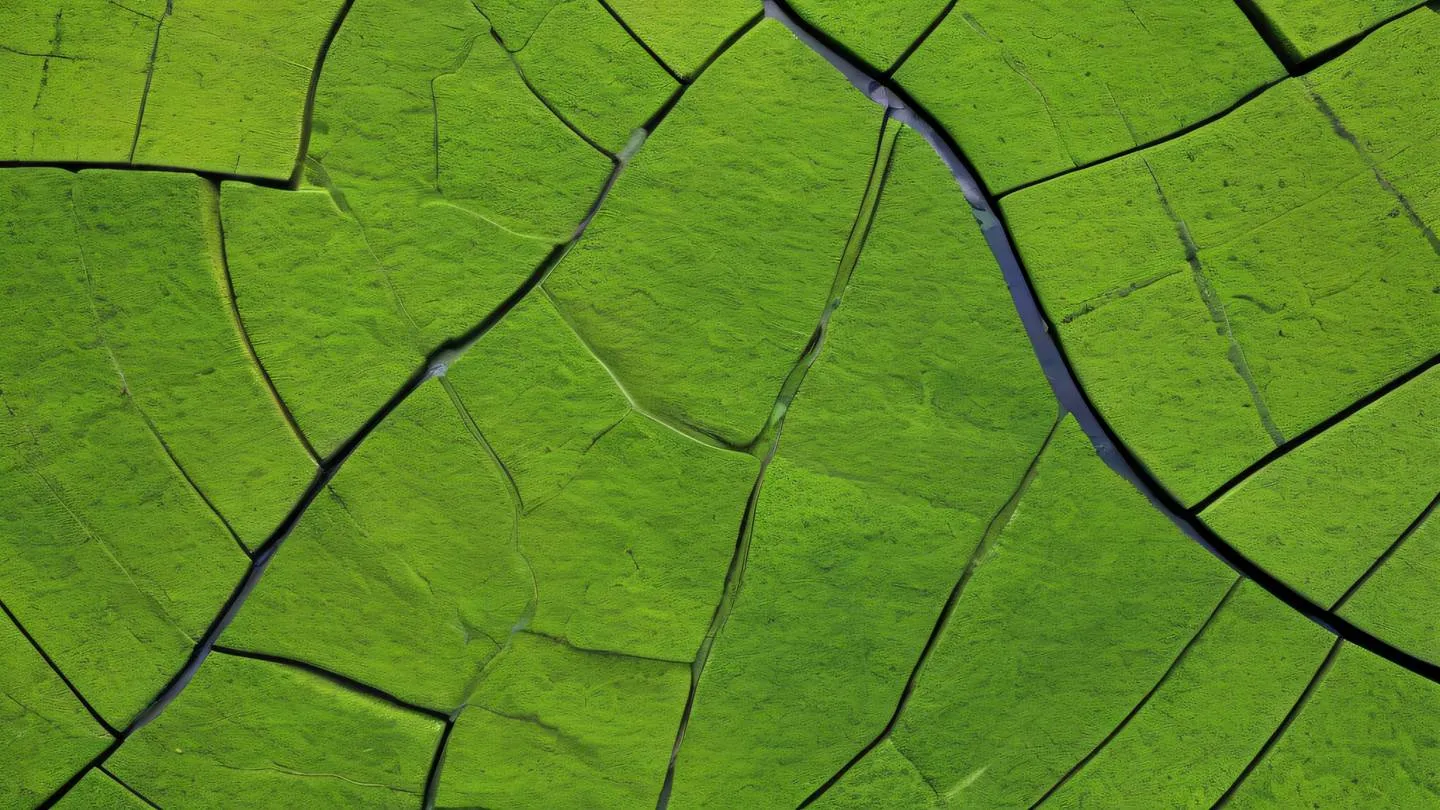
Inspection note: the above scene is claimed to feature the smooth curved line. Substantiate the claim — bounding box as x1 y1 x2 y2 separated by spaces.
763 6 1440 802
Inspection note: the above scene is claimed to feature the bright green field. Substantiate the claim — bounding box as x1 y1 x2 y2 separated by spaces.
2 2 1437 809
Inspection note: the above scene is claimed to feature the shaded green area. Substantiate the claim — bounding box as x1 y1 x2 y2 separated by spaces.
1248 0 1426 60
0 168 247 725
603 0 758 77
1042 581 1333 808
1006 14 1440 504
860 420 1234 807
222 383 531 711
498 0 678 151
53 769 153 809
107 652 441 808
1203 367 1439 606
786 0 948 70
436 632 688 809
131 0 345 178
546 20 881 447
895 0 1282 192
1340 509 1440 663
0 614 112 806
670 130 1057 808
1228 643 1440 806
0 0 164 162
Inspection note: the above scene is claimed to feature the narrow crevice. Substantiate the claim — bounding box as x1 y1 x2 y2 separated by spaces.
798 411 1065 809
429 34 484 195
422 713 459 810
206 179 324 466
1232 0 1301 67
127 0 172 164
96 765 163 810
286 0 358 188
69 190 253 558
883 0 959 77
659 112 899 809
1030 576 1246 808
765 0 1440 700
0 160 294 190
209 645 450 721
1191 352 1438 514
1305 85 1440 258
0 598 120 737
1331 492 1440 611
596 0 685 84
746 112 900 453
30 10 63 111
1212 639 1343 807
999 2 1431 199
1137 157 1286 446
537 285 744 455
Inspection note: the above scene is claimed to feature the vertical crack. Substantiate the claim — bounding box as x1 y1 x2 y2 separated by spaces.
127 0 172 163
287 0 358 188
30 10 63 113
1212 638 1343 807
798 411 1066 808
658 112 899 809
1029 576 1246 807
1138 157 1286 446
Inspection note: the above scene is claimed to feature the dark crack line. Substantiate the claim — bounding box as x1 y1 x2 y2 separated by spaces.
1331 491 1440 611
127 0 172 164
639 12 764 137
1138 157 1285 446
209 645 450 721
883 0 959 77
1211 638 1343 808
766 0 1440 706
423 714 459 810
596 0 685 84
798 411 1065 808
1030 576 1245 808
1191 352 1439 513
208 179 324 467
523 628 691 666
286 0 357 188
659 110 898 810
1232 0 1301 66
96 765 163 810
1000 3 1434 198
0 598 120 738
0 160 293 190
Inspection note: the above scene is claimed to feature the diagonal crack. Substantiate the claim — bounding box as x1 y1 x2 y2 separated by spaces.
1212 638 1343 807
798 411 1065 808
1029 576 1245 807
1330 491 1440 611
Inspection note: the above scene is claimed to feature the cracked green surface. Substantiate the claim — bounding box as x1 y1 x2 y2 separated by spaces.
3 3 1439 808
